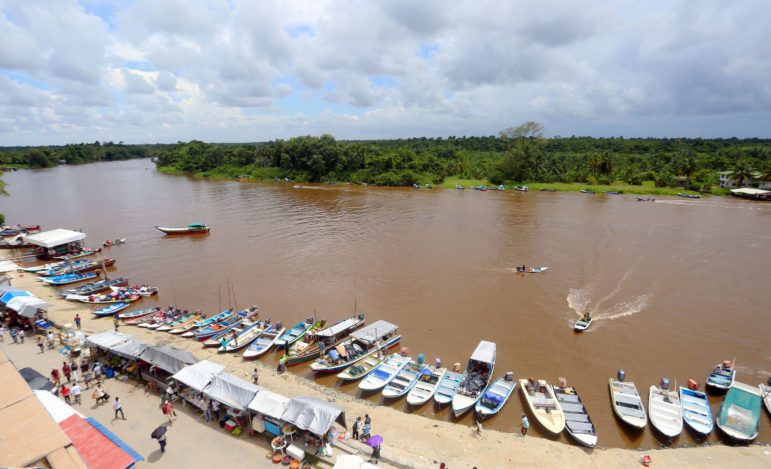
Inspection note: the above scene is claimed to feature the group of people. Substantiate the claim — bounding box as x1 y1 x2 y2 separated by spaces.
351 414 380 462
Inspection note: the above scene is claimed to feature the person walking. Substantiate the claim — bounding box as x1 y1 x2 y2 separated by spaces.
93 363 102 384
74 314 81 329
71 366 79 384
157 433 167 453
18 328 24 343
94 384 107 404
82 368 92 389
352 416 361 441
60 384 71 403
251 367 259 385
113 397 125 419
203 397 213 422
71 383 82 405
520 413 529 437
51 368 61 386
47 330 55 349
211 399 220 420
113 316 120 331
10 327 17 343
36 336 45 353
62 362 72 383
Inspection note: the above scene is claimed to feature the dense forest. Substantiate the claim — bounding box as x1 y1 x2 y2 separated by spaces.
0 141 152 168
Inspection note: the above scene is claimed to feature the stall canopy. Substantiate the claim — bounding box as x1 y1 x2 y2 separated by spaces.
85 331 131 350
138 344 198 374
281 396 346 436
316 316 362 338
0 285 20 295
6 295 50 318
109 338 148 359
171 360 225 392
0 260 20 273
248 389 291 419
203 373 260 410
1 289 30 304
23 229 86 248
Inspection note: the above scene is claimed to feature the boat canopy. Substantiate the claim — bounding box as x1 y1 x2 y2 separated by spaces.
109 339 148 359
187 223 206 228
23 229 86 248
248 389 291 419
0 260 20 273
349 320 398 343
139 345 198 374
85 331 131 350
469 340 496 364
203 373 260 411
171 360 224 392
281 396 346 436
316 317 360 338
718 382 762 437
1 289 30 304
6 295 50 318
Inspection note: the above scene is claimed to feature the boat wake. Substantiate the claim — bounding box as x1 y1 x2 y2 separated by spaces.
592 294 651 320
566 281 652 325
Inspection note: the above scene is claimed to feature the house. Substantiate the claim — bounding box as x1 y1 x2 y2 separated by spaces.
718 171 771 189
730 188 771 200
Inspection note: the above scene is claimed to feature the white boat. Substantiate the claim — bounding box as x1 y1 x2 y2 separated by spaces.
716 381 762 441
573 314 592 331
406 366 447 406
553 381 598 447
515 266 548 273
243 324 286 359
759 381 771 415
706 360 735 390
309 320 400 373
648 379 683 438
434 371 464 405
337 354 387 382
474 372 516 417
680 385 713 436
519 378 565 434
218 320 266 352
451 340 496 417
358 353 411 392
609 372 647 429
382 360 423 399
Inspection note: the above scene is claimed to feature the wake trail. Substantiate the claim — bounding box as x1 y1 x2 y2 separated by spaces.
590 270 632 313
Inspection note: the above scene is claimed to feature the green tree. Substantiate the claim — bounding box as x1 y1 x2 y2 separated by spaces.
731 160 754 187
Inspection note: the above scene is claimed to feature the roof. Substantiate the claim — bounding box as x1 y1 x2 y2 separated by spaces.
59 415 138 469
1 289 30 304
281 396 346 436
248 389 291 419
349 320 398 343
171 360 225 392
23 229 87 248
35 390 84 423
316 317 361 338
204 373 260 410
85 331 131 350
7 295 51 318
731 188 770 195
469 340 496 364
0 260 19 272
0 284 20 295
139 344 198 374
109 338 149 359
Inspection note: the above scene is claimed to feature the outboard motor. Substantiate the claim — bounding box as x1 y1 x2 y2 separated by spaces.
660 377 670 390
435 358 442 369
504 371 514 382
617 369 626 382
417 353 425 365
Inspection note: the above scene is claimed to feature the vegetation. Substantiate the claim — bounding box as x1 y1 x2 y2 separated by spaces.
0 142 152 168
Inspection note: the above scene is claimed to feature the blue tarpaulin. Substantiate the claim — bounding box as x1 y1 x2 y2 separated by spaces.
1 290 30 304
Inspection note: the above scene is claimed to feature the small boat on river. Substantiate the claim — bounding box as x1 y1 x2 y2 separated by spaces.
38 259 115 277
382 359 423 399
52 248 101 260
434 370 464 406
93 302 131 317
515 266 548 273
451 340 496 417
648 378 683 438
406 365 447 406
553 379 597 447
514 186 528 192
284 314 366 366
574 314 593 332
157 313 200 332
58 277 128 297
706 360 735 391
275 318 321 348
475 372 516 417
188 308 254 340
68 292 140 304
760 379 771 415
677 192 701 199
201 311 260 346
680 383 713 436
636 197 655 202
218 320 268 352
520 378 565 434
716 381 762 441
609 370 647 429
40 271 101 286
580 189 595 194
118 306 161 322
156 224 210 235
309 320 400 373
358 353 411 392
102 238 126 247
243 324 286 359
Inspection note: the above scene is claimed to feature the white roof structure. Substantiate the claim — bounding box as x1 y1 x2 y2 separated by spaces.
109 339 148 359
334 455 379 469
469 340 496 364
0 260 19 273
23 229 86 248
349 320 398 343
35 390 85 423
138 345 198 374
247 389 291 419
171 360 225 392
281 396 346 436
203 373 260 410
85 331 131 350
6 295 50 318
316 317 361 338
731 188 770 195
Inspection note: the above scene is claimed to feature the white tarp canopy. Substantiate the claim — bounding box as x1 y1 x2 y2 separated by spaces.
23 229 86 248
6 295 50 318
0 260 19 273
171 360 225 392
85 331 131 350
349 320 398 344
248 389 291 419
469 340 496 364
731 188 770 195
139 345 198 374
203 373 260 410
316 316 361 338
281 396 346 436
334 455 378 469
110 339 148 359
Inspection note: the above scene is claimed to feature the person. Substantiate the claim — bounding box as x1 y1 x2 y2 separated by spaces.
60 384 71 403
352 416 361 440
47 330 55 349
82 368 92 389
74 314 81 329
113 396 125 419
71 366 79 383
62 362 72 383
0 323 4 343
520 413 529 436
18 328 24 343
277 355 287 374
10 327 17 343
161 400 174 424
203 396 213 422
93 362 103 383
364 413 371 426
157 432 167 453
71 383 82 404
36 336 45 353
475 413 483 433
251 367 259 385
230 330 238 347
219 337 227 349
80 359 89 374
211 399 220 420
371 444 381 464
521 264 527 272
94 384 107 404
51 368 61 386
113 316 120 331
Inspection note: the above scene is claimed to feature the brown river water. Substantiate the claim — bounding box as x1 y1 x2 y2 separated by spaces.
3 159 770 448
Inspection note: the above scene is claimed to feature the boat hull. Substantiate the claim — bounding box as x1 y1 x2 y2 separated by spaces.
519 379 566 434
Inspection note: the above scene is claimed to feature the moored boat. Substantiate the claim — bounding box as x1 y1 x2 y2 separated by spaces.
309 320 400 373
202 313 260 347
609 370 647 429
118 306 161 322
39 271 101 285
451 340 496 417
434 370 464 406
157 313 200 332
580 189 595 194
243 324 286 359
111 285 158 296
93 302 131 317
759 379 771 415
648 378 683 438
716 381 761 441
24 259 89 273
381 359 423 399
358 353 411 392
680 382 713 436
123 308 166 325
218 320 268 352
514 186 528 192
189 308 256 340
706 360 735 391
37 259 115 277
156 223 210 235
406 365 447 406
275 318 319 348
283 314 366 367
475 372 516 417
677 192 701 199
52 248 101 260
515 266 548 273
58 277 128 297
553 379 598 447
168 313 208 334
520 378 566 434
69 293 140 304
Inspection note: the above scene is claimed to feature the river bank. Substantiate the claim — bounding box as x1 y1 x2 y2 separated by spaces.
5 263 769 468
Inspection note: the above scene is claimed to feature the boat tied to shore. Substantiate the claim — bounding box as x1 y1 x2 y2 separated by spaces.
283 314 366 366
58 277 128 297
451 340 496 417
93 302 131 317
716 381 761 441
520 377 566 434
406 363 447 406
189 308 257 340
243 323 286 359
434 370 464 406
40 271 101 285
358 353 411 392
706 360 735 391
648 377 683 438
275 318 322 348
309 320 400 373
609 370 647 429
680 381 713 436
475 372 516 417
553 379 598 447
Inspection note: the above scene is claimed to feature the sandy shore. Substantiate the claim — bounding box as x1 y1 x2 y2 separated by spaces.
6 265 770 468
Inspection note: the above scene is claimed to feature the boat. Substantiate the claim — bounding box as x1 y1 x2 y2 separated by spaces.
39 271 101 285
716 381 762 441
434 370 464 406
677 192 701 199
680 382 713 436
455 184 464 190
157 313 200 332
274 318 319 348
202 316 260 347
141 310 183 329
425 183 433 189
102 238 126 247
358 353 411 392
451 340 496 417
283 314 366 366
760 379 771 415
52 248 101 260
192 308 242 330
243 324 286 359
23 259 89 273
58 277 128 297
93 302 131 317
608 370 647 429
648 378 683 438
514 186 528 192
573 314 593 332
519 378 566 434
636 197 655 202
169 313 209 334
475 372 516 417
110 285 158 296
125 308 168 326
187 308 256 340
382 359 424 399
497 185 505 191
337 354 387 382
37 259 116 277
218 320 269 352
605 191 620 195
155 223 210 235
552 379 598 447
412 183 419 189
406 365 447 406
706 360 735 390
539 188 556 192
580 189 595 194
118 306 162 321
309 320 400 373
68 292 140 304
515 266 548 273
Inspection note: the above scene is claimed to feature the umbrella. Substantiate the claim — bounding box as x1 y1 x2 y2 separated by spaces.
151 425 167 439
366 435 383 447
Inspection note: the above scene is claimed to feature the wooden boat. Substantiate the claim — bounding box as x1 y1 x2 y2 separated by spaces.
123 308 166 325
218 320 268 352
169 313 209 334
39 271 100 285
706 360 735 390
337 354 387 382
39 259 115 277
58 277 128 297
243 324 286 359
636 197 655 202
759 380 771 415
93 302 131 317
677 192 701 199
118 306 161 321
284 314 366 367
52 248 100 260
609 372 647 429
434 370 464 406
519 378 566 434
553 380 598 447
514 186 528 192
110 285 158 297
574 314 593 332
309 320 400 373
202 314 259 347
24 259 89 273
515 266 548 273
275 318 319 348
69 293 140 304
358 353 411 392
716 381 761 441
475 372 516 417
580 189 595 194
102 238 126 247
157 313 200 332
193 308 258 341
680 385 713 436
648 379 683 438
452 341 496 417
382 360 423 399
156 223 210 235
191 308 240 329
141 310 183 329
406 366 447 406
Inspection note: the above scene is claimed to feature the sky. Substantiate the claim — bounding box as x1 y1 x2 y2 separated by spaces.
0 0 770 145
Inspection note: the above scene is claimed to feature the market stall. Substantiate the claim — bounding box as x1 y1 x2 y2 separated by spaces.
203 373 260 435
170 360 225 410
137 345 198 392
23 228 87 258
248 389 291 436
280 396 347 459
85 331 131 351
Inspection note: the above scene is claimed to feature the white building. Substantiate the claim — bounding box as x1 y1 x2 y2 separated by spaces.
718 171 771 189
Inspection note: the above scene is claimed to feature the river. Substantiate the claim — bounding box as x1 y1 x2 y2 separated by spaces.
2 158 769 448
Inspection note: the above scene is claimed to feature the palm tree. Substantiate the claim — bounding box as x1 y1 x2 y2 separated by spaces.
759 166 771 183
731 160 754 187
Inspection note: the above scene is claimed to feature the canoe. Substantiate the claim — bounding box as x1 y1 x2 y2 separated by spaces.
759 383 771 415
157 313 199 332
118 306 161 321
382 360 423 399
39 259 115 277
434 371 464 406
716 381 761 441
309 320 400 373
93 302 131 317
69 293 140 304
520 379 566 434
553 383 598 447
202 315 260 347
574 316 592 331
275 319 319 348
609 378 647 429
169 314 209 334
156 224 210 235
451 341 496 417
514 186 528 192
124 309 164 325
58 277 128 297
406 367 447 406
193 308 242 329
111 285 158 296
102 238 126 247
706 361 735 390
475 373 516 416
515 266 548 273
648 384 683 438
24 259 89 273
218 321 268 352
243 325 286 359
680 386 713 436
141 311 183 329
188 309 256 340
358 353 411 392
677 192 701 199
580 189 595 194
283 314 366 367
40 271 100 285
338 354 387 382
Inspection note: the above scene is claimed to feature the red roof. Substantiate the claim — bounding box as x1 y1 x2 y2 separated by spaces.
59 415 136 469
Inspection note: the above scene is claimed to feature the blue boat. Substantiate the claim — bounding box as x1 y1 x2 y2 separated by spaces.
434 370 464 405
706 360 735 390
716 381 761 441
275 319 316 347
93 302 130 317
192 309 236 328
191 308 258 341
680 386 713 436
40 272 100 285
475 373 516 416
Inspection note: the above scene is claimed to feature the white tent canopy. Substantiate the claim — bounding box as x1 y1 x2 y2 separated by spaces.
138 345 198 374
23 229 86 248
281 396 346 436
6 295 50 318
469 340 496 364
171 360 225 392
334 455 378 469
0 260 19 273
110 339 148 359
203 373 260 410
85 331 131 350
248 389 291 419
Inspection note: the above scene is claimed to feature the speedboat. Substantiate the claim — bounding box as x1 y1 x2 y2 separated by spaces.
609 370 647 429
648 378 683 438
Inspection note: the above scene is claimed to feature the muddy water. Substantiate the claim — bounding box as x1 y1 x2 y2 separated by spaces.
3 159 769 448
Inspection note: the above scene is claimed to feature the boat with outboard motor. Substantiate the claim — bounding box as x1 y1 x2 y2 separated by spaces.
275 318 322 348
156 223 210 235
309 320 400 373
283 314 366 366
243 323 286 358
716 381 761 441
515 266 548 273
188 308 257 340
648 377 683 438
609 370 647 429
406 364 447 406
58 277 128 297
520 378 566 434
40 271 101 285
218 320 269 352
475 372 516 417
706 360 735 390
434 369 464 406
553 378 598 447
358 353 411 392
93 302 131 317
451 340 496 417
680 381 713 436
574 313 593 332
202 312 260 347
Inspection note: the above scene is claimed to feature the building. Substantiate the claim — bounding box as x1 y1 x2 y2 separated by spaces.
730 188 771 200
22 228 87 258
718 171 771 190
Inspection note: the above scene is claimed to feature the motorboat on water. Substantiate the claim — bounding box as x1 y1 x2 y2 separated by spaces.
451 340 496 417
553 378 598 447
716 381 761 441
